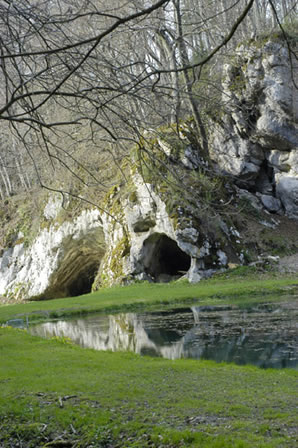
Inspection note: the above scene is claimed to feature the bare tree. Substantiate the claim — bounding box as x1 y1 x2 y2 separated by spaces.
0 0 296 201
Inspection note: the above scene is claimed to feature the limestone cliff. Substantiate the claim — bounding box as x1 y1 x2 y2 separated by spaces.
0 195 104 300
94 165 244 287
211 37 298 218
0 35 297 301
94 36 298 289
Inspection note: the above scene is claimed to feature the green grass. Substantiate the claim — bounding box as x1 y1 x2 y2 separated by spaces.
0 326 297 447
0 272 297 324
1 274 297 446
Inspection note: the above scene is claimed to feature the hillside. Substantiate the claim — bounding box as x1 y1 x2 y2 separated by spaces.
0 33 297 301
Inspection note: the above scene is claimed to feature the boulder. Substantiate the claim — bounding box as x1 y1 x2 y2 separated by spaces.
259 194 282 213
96 171 241 288
276 176 298 219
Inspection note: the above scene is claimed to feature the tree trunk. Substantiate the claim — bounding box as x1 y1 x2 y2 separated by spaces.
173 0 209 160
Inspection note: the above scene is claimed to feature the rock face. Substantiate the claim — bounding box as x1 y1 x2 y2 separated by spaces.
94 37 297 289
94 171 243 287
0 36 297 300
211 38 298 218
0 196 104 300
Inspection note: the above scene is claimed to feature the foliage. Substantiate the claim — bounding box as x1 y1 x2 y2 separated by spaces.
257 17 298 45
260 230 297 257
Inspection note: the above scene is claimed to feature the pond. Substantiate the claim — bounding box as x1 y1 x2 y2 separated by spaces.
29 299 298 369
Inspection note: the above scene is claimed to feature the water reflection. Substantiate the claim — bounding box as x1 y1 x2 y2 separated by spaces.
29 300 298 369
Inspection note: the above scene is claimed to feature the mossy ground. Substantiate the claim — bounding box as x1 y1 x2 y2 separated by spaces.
0 275 297 447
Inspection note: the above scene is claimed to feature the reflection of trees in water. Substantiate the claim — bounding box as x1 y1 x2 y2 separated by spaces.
188 305 298 368
30 303 298 368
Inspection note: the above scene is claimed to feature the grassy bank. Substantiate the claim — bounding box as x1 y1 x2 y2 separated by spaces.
0 271 298 324
1 326 297 448
1 273 297 447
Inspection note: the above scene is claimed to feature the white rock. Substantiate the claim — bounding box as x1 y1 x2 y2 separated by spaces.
260 194 282 213
43 195 63 220
217 250 228 266
211 39 298 217
276 176 298 219
0 209 102 299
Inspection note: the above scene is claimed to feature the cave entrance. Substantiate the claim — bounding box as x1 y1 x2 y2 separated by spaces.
142 233 191 282
49 249 101 299
45 229 105 299
67 263 99 297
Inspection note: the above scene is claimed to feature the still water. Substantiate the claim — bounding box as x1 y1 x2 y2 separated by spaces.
29 299 298 369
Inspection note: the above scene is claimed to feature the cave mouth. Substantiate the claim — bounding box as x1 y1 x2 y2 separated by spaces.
45 254 100 300
67 263 98 297
46 232 105 299
142 233 191 282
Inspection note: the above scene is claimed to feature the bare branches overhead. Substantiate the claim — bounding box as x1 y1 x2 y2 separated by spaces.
0 0 296 199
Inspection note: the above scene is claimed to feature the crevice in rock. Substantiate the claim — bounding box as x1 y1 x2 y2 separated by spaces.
253 159 275 195
142 233 191 282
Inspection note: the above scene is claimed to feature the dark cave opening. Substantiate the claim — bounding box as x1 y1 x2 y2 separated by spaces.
254 159 275 195
67 264 98 297
143 233 191 282
40 228 106 300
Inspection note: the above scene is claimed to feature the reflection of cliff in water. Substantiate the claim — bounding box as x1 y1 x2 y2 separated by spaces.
29 301 298 369
30 312 190 359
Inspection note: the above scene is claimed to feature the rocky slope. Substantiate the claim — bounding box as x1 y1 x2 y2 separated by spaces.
0 35 297 301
